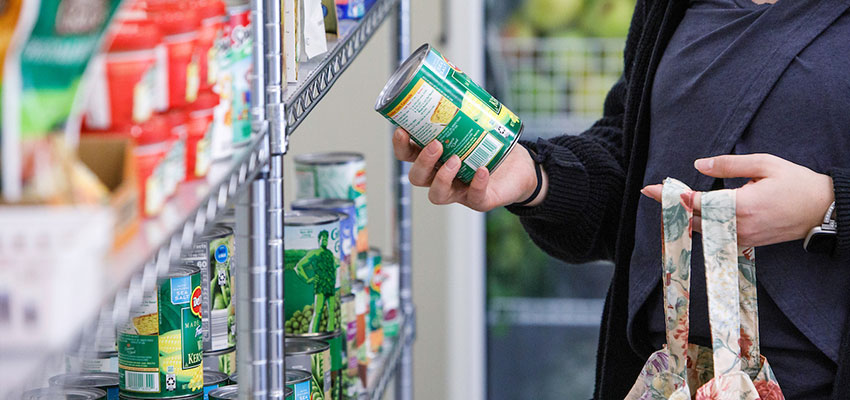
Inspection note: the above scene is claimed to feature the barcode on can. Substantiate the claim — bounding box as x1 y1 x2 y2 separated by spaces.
464 133 504 171
211 309 229 349
125 371 159 392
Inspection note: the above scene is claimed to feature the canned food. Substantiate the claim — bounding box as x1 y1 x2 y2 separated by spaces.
224 4 252 145
49 372 119 400
118 265 204 398
65 351 118 374
294 152 368 253
182 225 236 352
163 108 188 196
351 280 369 389
375 44 523 184
339 293 356 371
285 387 294 399
284 211 343 335
228 372 237 384
285 337 331 400
335 0 365 19
203 370 230 400
381 260 400 337
367 249 383 354
185 90 217 180
119 393 202 400
22 387 107 400
146 3 200 109
207 385 238 400
193 0 226 91
203 346 236 375
286 369 313 400
291 198 358 294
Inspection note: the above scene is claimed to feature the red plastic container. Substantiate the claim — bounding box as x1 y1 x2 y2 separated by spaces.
185 90 217 179
147 3 200 109
193 0 226 90
85 21 164 130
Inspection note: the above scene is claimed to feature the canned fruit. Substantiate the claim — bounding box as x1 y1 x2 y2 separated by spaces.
294 153 368 253
376 44 523 183
285 211 342 335
118 265 204 398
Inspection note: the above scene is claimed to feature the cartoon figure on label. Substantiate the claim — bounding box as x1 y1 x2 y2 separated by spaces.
294 230 339 332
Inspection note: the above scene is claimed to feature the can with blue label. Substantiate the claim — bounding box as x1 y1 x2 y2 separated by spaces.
207 385 238 400
291 198 358 294
286 369 313 400
183 226 236 352
202 370 229 400
49 372 119 400
376 44 523 184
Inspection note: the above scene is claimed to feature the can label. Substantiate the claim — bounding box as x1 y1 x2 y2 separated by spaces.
288 348 331 400
353 284 369 389
118 274 204 397
183 232 236 352
202 348 237 376
225 6 252 144
295 161 368 253
287 380 310 400
368 254 384 354
65 353 119 374
285 221 342 335
290 203 357 295
378 46 522 183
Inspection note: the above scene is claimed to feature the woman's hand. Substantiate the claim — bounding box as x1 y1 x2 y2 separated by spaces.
641 154 834 247
392 127 547 211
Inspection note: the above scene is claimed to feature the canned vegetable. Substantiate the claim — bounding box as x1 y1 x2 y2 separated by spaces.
203 346 237 375
285 337 332 400
291 198 358 294
207 385 238 400
286 369 312 400
22 387 107 400
203 370 230 400
49 372 119 400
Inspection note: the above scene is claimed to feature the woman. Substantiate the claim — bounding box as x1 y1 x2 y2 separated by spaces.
392 0 850 398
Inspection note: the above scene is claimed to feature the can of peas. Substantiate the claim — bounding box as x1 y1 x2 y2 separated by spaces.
286 369 312 400
285 337 333 400
291 198 359 294
375 44 523 184
118 265 204 398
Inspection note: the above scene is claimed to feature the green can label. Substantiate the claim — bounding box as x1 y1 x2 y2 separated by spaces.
119 273 204 397
182 229 236 352
377 45 522 183
285 221 343 335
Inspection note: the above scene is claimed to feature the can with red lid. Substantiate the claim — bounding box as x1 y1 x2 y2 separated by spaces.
194 0 226 91
185 90 217 179
85 21 167 130
128 115 171 216
147 3 201 109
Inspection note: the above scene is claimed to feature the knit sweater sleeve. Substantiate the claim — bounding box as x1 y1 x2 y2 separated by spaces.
829 168 850 257
502 0 649 264
504 80 627 264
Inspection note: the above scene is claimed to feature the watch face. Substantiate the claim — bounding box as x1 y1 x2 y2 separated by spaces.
805 231 837 254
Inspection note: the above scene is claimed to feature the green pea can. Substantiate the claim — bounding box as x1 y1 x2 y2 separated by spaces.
339 292 357 398
294 153 368 254
289 331 345 400
375 43 523 183
182 225 236 352
118 265 204 398
285 337 332 400
284 211 343 335
22 388 107 399
286 369 313 400
207 385 238 400
202 370 229 400
291 198 359 295
203 346 236 376
49 372 119 400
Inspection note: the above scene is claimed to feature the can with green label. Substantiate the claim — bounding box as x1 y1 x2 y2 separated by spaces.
49 372 119 400
375 43 523 183
291 198 358 294
286 369 312 400
284 211 343 335
202 370 229 400
285 338 332 400
203 346 236 376
339 293 357 398
207 385 238 400
294 153 368 254
118 265 204 398
182 225 236 352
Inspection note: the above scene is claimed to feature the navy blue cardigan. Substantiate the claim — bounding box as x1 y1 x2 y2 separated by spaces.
506 0 850 398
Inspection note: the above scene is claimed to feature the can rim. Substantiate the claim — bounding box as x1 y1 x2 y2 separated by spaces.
165 263 201 278
293 152 365 165
284 210 341 226
23 387 107 399
287 329 344 341
291 197 356 210
284 337 331 355
208 385 239 399
199 225 233 240
203 346 236 357
285 368 312 384
375 43 431 111
203 370 230 386
120 392 202 399
48 372 118 388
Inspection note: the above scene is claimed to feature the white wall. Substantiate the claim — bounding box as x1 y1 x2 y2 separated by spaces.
285 1 485 398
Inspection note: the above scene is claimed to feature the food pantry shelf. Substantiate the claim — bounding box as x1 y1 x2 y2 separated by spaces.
365 315 413 400
284 0 398 135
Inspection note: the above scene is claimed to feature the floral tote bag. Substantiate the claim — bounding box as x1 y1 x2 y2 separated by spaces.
625 178 784 400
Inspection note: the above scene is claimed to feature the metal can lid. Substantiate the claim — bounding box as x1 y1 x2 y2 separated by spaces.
203 370 230 386
288 329 344 342
229 372 238 384
375 43 431 111
203 346 236 357
23 387 107 400
293 152 365 165
284 210 340 227
352 279 365 291
208 385 239 400
291 198 356 211
120 393 202 399
285 369 312 385
199 225 233 240
341 293 355 302
165 263 201 278
284 337 330 355
48 372 118 389
285 387 293 397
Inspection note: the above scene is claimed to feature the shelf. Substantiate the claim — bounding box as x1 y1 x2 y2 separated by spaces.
365 314 413 400
284 0 398 135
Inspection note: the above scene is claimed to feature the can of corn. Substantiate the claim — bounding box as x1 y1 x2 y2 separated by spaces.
118 265 204 398
376 43 523 183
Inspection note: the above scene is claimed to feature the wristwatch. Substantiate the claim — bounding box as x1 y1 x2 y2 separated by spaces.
804 201 837 254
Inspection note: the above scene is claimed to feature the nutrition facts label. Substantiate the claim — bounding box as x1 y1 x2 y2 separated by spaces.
386 80 453 147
